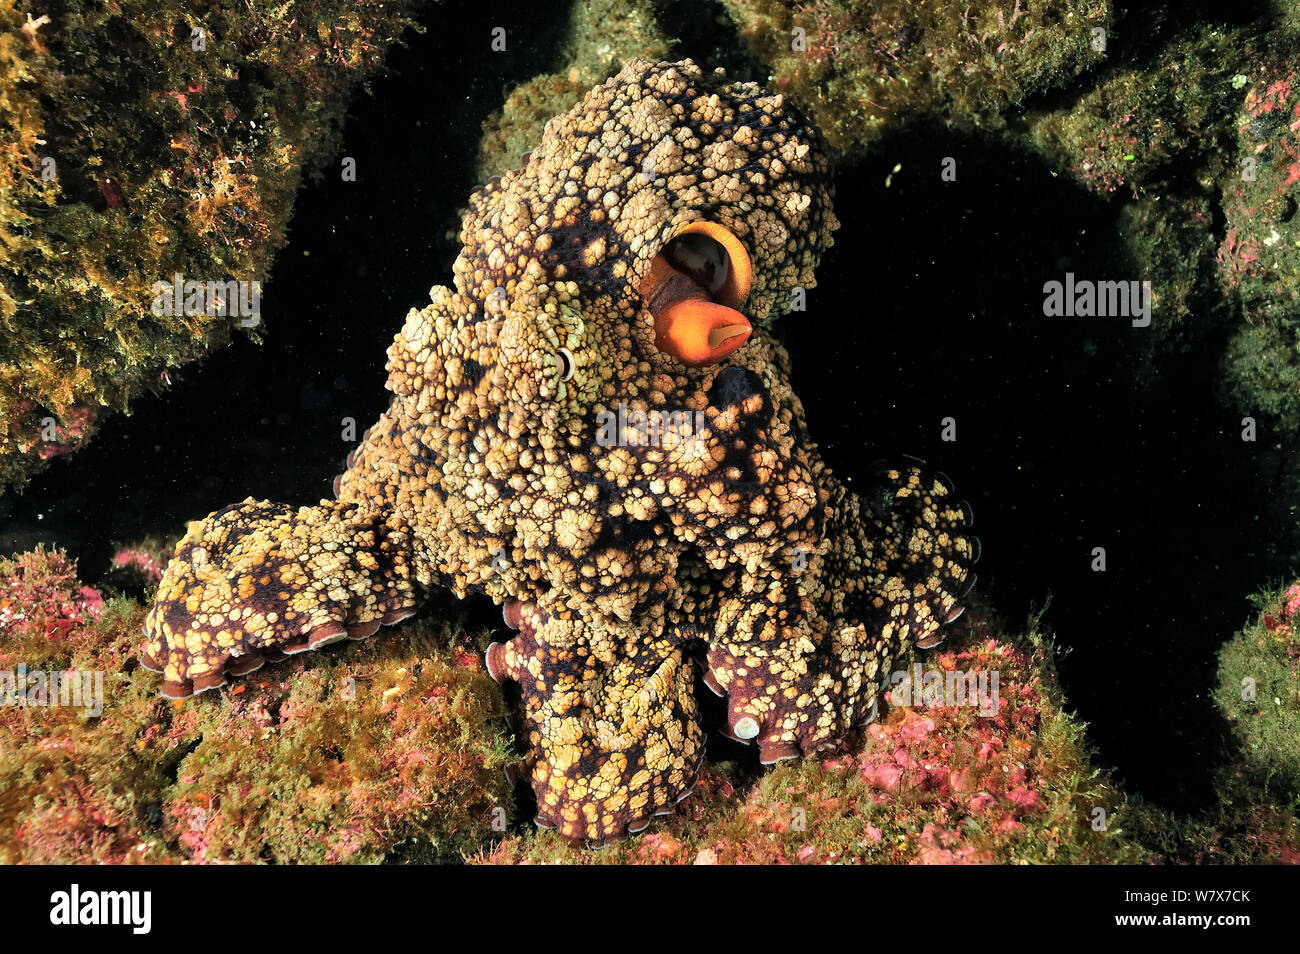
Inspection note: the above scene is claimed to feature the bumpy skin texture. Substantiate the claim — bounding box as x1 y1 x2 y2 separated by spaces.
142 60 977 845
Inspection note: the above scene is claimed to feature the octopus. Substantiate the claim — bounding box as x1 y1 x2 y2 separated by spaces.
141 59 979 845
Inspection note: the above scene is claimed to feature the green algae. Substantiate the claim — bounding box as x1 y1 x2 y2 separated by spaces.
1113 193 1221 335
1027 29 1246 197
1014 26 1249 336
164 626 514 864
1216 584 1300 796
1272 0 1300 40
1219 42 1300 433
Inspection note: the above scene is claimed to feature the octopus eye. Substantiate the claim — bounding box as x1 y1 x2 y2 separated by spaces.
662 222 752 308
557 347 576 382
641 221 754 367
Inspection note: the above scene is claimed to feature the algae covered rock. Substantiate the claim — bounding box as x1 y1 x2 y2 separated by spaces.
0 547 513 863
720 0 1111 157
1027 29 1244 197
1113 193 1220 334
473 609 1151 864
1216 582 1300 794
1220 48 1300 431
474 0 669 182
0 0 424 492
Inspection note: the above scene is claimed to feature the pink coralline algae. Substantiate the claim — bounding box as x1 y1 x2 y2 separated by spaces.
1218 61 1300 306
0 549 103 639
1269 583 1300 635
474 612 1149 865
1261 582 1300 637
112 547 166 586
824 638 1054 860
0 547 512 864
12 402 97 461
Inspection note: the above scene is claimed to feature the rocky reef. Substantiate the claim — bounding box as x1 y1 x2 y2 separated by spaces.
1220 51 1300 430
3 0 1300 865
4 542 1298 863
1217 583 1300 798
0 547 512 863
476 605 1152 865
0 0 424 492
0 546 1156 863
720 0 1112 157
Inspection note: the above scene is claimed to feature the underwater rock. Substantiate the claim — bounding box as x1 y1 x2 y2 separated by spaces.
0 0 425 492
1027 30 1244 198
0 547 512 864
1216 581 1300 796
474 0 670 182
1220 46 1300 432
720 0 1111 158
1020 28 1255 336
473 608 1152 864
1113 193 1220 335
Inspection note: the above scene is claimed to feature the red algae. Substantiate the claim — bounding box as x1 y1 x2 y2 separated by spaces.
472 607 1152 865
0 547 513 864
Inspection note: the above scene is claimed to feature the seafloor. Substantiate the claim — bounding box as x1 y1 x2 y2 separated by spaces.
0 0 1298 863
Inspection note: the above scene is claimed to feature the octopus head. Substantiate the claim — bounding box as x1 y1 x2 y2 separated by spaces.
397 58 842 586
458 59 837 383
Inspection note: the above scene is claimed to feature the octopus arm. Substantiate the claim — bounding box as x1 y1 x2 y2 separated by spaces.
141 499 421 698
486 604 703 845
704 461 978 761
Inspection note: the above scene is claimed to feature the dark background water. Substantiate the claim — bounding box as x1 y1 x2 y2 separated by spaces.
1 0 1291 813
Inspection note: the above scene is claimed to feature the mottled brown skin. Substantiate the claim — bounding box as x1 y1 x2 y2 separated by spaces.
142 60 977 845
